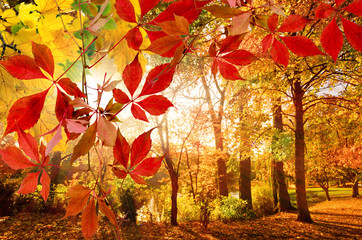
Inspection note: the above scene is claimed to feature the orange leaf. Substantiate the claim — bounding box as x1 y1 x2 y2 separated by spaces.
81 198 99 240
157 15 189 36
64 185 91 218
97 116 117 147
98 199 117 225
71 122 97 164
0 147 37 170
18 172 40 194
32 42 54 77
146 35 183 55
40 171 50 202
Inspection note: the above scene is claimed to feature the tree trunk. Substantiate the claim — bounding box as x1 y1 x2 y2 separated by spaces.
272 97 295 212
321 184 331 201
352 174 359 198
293 80 313 223
239 157 252 209
168 165 179 225
275 162 296 211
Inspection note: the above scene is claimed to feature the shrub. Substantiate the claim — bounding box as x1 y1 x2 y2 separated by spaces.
252 184 274 217
211 196 255 221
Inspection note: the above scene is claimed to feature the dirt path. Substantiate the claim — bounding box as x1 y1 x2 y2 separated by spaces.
0 196 361 239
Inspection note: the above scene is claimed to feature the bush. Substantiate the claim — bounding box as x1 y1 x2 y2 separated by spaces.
211 196 255 221
252 185 274 217
177 194 200 222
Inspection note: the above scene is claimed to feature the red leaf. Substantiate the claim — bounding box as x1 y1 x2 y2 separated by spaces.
113 130 130 168
112 167 127 179
56 89 73 122
0 55 48 80
344 0 362 17
125 27 143 50
221 50 256 66
139 0 161 18
211 58 218 77
65 119 88 133
18 172 40 194
321 17 343 61
129 173 147 184
81 198 99 240
140 64 175 96
145 30 183 57
209 42 217 57
315 3 334 19
45 123 63 156
336 0 346 7
64 185 91 218
268 14 278 32
217 60 242 80
5 90 48 136
281 36 324 57
113 88 130 104
262 34 273 53
137 95 174 115
132 157 163 176
219 34 246 54
123 54 142 97
58 78 86 98
97 116 117 147
149 0 211 25
146 35 183 56
341 17 362 52
32 42 54 77
40 171 50 201
130 128 154 168
270 39 289 68
131 104 149 122
98 199 117 226
115 0 136 23
17 126 40 163
277 15 309 32
0 147 37 170
71 122 97 164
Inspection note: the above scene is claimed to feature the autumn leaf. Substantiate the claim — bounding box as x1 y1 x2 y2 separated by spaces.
280 36 324 57
0 55 48 80
139 0 161 18
115 0 136 23
270 39 289 68
341 17 362 52
321 17 343 61
131 104 149 122
123 53 142 97
64 185 91 218
71 122 97 164
130 128 154 168
218 60 243 80
98 199 117 225
58 78 86 98
203 5 243 18
113 130 130 168
139 64 175 96
132 157 163 177
125 27 143 50
137 95 174 115
81 198 98 240
221 50 256 66
4 89 49 136
40 171 50 201
113 88 131 104
97 116 117 147
32 41 54 77
17 126 40 163
277 15 309 32
18 172 40 195
146 35 183 56
0 146 37 170
219 34 246 54
157 15 190 36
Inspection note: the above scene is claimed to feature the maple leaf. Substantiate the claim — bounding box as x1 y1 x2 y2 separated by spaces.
64 185 92 218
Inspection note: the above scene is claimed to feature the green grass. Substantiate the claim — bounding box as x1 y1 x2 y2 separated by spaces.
288 187 358 206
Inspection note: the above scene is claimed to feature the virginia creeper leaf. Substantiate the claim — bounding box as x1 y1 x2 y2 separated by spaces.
277 15 309 32
58 78 86 98
230 12 251 35
321 17 343 61
146 35 183 56
18 172 40 194
130 128 154 168
139 0 161 18
64 185 91 218
81 198 98 240
113 130 130 168
123 54 142 97
139 64 175 96
55 88 73 122
202 5 243 18
336 0 346 7
5 89 49 136
98 199 117 226
209 42 217 57
270 39 289 67
113 88 131 104
115 0 136 23
130 173 147 184
218 60 243 80
341 17 362 52
137 95 174 115
315 3 334 19
268 14 278 32
71 122 97 164
45 123 63 156
97 116 117 147
40 171 50 202
65 119 88 133
131 104 149 122
221 50 256 66
262 34 273 53
0 147 37 170
132 157 163 176
0 55 48 80
344 0 362 17
125 27 143 50
112 167 127 179
17 126 40 163
219 34 246 54
146 30 183 57
32 42 54 77
157 15 189 36
281 36 324 57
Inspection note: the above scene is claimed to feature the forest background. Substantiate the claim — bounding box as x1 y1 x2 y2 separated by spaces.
0 0 360 239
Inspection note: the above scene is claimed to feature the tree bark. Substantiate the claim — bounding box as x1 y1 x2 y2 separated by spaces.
320 183 331 201
239 157 252 209
275 162 296 211
352 174 359 198
272 97 295 212
293 80 313 223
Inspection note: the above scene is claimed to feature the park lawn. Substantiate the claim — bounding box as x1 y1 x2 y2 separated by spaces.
288 187 357 206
